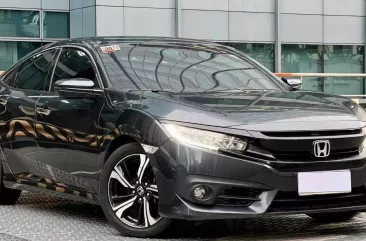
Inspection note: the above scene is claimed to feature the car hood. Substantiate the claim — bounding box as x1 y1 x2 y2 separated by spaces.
134 90 366 132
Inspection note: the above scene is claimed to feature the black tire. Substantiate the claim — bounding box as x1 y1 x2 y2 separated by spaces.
0 162 21 205
99 143 172 238
306 211 358 223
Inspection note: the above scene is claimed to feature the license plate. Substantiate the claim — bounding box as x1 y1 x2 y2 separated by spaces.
298 170 351 196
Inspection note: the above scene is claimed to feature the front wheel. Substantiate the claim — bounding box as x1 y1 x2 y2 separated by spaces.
306 211 358 223
99 143 172 238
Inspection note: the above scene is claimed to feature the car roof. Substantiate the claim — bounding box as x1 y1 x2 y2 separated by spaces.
49 36 226 49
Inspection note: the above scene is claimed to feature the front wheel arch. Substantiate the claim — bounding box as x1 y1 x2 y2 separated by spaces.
104 135 139 164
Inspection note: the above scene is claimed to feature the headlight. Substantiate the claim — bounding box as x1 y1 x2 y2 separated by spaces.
162 123 247 151
362 137 366 149
361 127 366 149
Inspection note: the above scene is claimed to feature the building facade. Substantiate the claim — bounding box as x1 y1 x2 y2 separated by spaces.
0 0 69 70
1 0 366 95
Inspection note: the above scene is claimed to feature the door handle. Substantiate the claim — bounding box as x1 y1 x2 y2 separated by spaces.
0 98 8 106
19 106 35 115
35 107 51 116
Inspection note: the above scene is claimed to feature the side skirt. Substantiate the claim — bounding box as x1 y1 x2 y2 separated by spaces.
3 174 100 205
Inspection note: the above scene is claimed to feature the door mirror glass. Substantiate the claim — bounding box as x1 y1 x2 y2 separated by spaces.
53 78 95 90
281 77 302 90
287 78 302 90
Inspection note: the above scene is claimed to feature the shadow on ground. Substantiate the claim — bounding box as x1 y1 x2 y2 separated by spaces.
17 193 366 240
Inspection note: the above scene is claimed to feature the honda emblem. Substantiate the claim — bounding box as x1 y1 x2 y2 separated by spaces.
313 140 331 158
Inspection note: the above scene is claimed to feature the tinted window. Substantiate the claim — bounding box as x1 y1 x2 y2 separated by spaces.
0 41 42 70
15 49 57 90
51 48 97 88
43 12 70 39
96 42 285 92
224 43 275 72
0 10 40 38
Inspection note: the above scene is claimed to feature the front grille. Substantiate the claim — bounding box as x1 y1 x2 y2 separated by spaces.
216 187 262 207
271 147 359 161
262 129 362 138
251 129 365 163
268 186 366 212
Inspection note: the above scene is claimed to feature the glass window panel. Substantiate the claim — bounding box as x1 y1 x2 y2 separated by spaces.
52 48 97 90
224 43 275 72
0 10 40 38
282 44 322 92
324 45 364 95
96 43 286 92
2 65 21 87
43 12 69 39
0 41 42 71
15 49 58 91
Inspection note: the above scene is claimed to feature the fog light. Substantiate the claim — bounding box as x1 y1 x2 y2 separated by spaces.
194 186 206 199
193 185 212 201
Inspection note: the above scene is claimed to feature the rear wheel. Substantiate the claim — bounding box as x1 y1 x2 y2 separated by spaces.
99 143 171 238
0 162 21 205
306 211 358 223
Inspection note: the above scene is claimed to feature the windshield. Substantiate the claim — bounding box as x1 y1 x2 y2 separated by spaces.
95 42 285 92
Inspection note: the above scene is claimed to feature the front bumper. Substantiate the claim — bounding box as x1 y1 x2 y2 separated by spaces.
150 139 366 220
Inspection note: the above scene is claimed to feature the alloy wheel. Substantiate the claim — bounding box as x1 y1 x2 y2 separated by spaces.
108 154 161 228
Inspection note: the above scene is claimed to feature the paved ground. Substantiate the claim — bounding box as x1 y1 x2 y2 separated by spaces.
1 192 366 240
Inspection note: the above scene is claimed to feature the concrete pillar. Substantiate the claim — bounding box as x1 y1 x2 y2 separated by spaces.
275 0 281 72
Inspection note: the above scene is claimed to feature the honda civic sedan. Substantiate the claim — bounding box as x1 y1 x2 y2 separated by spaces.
0 37 365 238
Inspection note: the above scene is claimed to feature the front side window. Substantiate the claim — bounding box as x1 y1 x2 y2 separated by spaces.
15 49 57 90
51 48 97 89
96 43 285 92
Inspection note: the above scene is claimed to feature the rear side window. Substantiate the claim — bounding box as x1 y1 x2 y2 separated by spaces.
1 65 21 87
15 49 58 91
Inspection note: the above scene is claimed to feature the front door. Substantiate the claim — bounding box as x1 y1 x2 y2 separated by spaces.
34 47 104 193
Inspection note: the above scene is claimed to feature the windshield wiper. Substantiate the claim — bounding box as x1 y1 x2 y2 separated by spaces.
150 90 176 93
207 88 277 92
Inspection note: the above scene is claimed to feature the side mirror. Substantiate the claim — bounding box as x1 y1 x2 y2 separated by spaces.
281 77 302 90
53 78 95 90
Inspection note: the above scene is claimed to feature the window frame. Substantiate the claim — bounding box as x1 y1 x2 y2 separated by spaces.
0 9 41 38
46 45 104 92
42 10 70 40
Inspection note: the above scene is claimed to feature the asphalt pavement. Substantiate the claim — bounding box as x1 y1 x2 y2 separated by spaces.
0 192 366 240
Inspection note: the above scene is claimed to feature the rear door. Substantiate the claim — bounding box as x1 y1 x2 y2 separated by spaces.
0 48 59 178
33 47 104 193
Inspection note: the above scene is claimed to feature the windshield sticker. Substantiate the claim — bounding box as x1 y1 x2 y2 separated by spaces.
100 45 120 54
